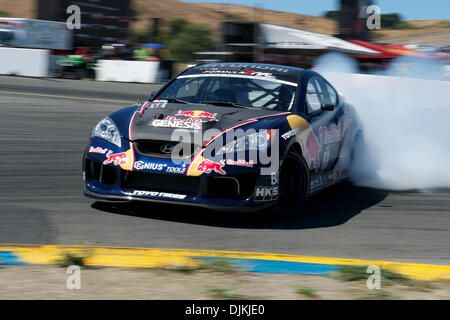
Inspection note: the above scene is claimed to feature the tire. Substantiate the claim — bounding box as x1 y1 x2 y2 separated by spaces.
271 150 310 217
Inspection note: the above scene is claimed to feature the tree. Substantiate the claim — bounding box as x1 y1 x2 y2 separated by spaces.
323 10 339 21
130 18 215 62
162 19 215 62
381 13 402 28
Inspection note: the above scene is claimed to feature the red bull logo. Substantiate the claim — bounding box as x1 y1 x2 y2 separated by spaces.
176 110 217 120
103 150 128 166
196 111 216 118
176 110 196 117
196 159 226 175
305 130 321 171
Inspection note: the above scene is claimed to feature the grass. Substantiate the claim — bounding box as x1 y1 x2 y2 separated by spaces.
380 268 411 285
330 265 435 290
206 287 242 299
330 266 369 281
296 287 318 298
197 259 237 273
331 265 410 284
54 252 88 268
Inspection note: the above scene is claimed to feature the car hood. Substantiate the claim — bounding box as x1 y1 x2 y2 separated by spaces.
130 102 288 145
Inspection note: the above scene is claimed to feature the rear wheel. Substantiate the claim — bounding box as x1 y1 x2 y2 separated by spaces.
272 150 310 216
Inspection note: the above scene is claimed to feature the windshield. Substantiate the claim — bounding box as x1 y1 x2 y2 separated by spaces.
155 76 297 111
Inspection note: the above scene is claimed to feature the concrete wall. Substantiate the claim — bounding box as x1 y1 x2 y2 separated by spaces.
0 47 49 77
96 60 160 83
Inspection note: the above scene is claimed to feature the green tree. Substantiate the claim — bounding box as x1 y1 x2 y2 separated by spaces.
162 19 214 62
381 13 402 28
130 18 215 61
323 10 339 21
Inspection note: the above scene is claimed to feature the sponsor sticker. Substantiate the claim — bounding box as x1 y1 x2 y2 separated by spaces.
129 190 186 199
319 123 342 144
254 186 279 201
203 69 275 79
225 159 254 167
166 166 186 174
281 128 300 140
304 130 321 172
147 99 167 109
103 150 128 166
151 119 202 130
89 146 109 154
134 161 167 171
175 110 217 121
271 171 279 185
196 159 226 175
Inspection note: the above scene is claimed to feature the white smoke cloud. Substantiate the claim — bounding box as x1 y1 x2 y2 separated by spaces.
314 52 450 190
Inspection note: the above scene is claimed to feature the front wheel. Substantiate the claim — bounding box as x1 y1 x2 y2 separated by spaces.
272 150 310 217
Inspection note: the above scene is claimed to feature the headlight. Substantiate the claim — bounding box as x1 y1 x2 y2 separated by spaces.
216 130 273 155
91 117 121 148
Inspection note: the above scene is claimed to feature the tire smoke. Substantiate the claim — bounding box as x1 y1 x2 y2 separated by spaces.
314 53 450 190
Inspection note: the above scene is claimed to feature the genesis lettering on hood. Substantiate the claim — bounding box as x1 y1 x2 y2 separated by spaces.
151 118 202 130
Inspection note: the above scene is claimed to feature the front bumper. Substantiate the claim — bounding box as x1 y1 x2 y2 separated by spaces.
83 139 277 212
83 187 273 212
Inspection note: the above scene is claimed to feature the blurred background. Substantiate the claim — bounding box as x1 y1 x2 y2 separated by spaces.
0 0 448 82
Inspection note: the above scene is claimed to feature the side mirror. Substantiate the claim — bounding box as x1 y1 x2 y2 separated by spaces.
321 103 334 111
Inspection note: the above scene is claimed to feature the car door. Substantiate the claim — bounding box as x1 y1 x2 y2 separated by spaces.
304 75 341 173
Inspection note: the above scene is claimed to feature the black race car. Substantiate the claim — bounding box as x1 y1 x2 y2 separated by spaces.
83 63 362 214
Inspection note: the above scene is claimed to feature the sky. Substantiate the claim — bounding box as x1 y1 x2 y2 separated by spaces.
182 0 450 20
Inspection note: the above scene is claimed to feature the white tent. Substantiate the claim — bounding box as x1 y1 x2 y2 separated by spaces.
259 23 379 56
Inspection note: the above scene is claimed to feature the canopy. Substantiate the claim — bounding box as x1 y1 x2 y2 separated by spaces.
258 23 379 56
349 40 431 59
142 43 166 49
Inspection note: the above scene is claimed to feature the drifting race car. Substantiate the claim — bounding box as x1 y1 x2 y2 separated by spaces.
83 63 362 214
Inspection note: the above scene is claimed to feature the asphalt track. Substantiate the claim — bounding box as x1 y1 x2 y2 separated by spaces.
0 76 449 266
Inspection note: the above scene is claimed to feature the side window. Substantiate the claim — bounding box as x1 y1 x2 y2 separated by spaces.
306 77 325 113
325 82 338 106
